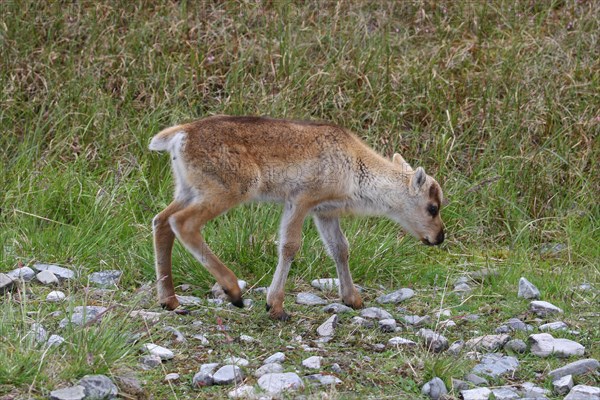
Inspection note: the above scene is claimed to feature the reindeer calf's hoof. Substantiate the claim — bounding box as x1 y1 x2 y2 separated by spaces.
269 309 291 321
343 296 364 310
160 298 180 311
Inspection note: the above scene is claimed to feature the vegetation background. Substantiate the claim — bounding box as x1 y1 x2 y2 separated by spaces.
1 1 598 398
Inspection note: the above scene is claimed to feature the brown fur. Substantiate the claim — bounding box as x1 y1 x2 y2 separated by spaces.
150 115 445 320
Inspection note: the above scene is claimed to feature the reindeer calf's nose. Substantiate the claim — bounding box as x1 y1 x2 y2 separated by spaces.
435 230 445 245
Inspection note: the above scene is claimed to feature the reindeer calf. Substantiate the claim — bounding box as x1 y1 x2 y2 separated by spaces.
149 116 445 320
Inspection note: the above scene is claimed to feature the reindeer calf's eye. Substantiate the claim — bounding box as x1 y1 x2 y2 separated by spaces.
427 204 438 217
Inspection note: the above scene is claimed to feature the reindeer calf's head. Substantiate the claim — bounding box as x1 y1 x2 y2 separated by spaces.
391 154 445 246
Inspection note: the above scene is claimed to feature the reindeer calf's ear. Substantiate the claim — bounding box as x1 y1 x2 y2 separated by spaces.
411 167 427 191
393 153 413 172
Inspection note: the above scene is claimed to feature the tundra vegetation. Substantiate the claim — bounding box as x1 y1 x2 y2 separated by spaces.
0 1 598 399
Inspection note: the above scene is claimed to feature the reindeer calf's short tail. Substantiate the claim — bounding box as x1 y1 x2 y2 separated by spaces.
149 125 185 152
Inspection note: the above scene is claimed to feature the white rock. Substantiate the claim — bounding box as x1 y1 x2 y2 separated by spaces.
564 384 600 400
0 273 13 293
376 288 415 304
518 277 540 299
33 263 75 280
491 387 519 400
176 295 203 306
46 290 66 302
264 352 285 364
403 315 431 326
421 377 447 400
317 314 338 337
388 337 417 347
28 323 48 343
223 356 249 367
461 387 492 400
213 365 244 385
529 333 585 358
239 334 255 343
351 316 374 328
322 303 353 313
192 363 219 387
49 385 86 400
142 343 174 360
553 374 574 395
302 356 322 369
417 329 449 353
466 334 511 351
192 334 209 345
164 373 179 381
36 270 59 285
379 318 397 332
549 359 600 380
130 310 162 322
258 372 304 395
530 300 563 316
305 373 342 386
227 384 257 399
311 278 339 291
296 292 327 305
360 307 393 320
255 362 284 378
539 321 568 331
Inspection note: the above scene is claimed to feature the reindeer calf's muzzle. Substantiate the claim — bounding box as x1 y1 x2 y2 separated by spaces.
422 230 445 246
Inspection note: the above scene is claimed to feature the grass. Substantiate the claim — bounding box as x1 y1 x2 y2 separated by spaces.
1 0 598 398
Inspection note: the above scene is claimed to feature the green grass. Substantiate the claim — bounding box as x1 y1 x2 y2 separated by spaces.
1 1 598 398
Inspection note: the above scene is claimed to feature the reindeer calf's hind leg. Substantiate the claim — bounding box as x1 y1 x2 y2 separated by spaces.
153 201 185 310
169 202 244 308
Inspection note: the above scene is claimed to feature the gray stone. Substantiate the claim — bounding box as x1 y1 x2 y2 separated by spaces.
36 270 59 285
78 374 118 399
175 294 203 306
192 363 219 387
130 310 162 322
311 278 339 291
305 373 342 386
351 316 374 328
33 263 75 280
0 273 13 293
504 339 527 353
447 340 465 355
518 277 540 299
264 351 285 364
578 283 593 291
6 266 35 282
28 323 48 343
360 307 393 320
453 282 472 292
59 306 108 328
564 385 600 400
417 329 449 353
421 377 447 400
213 365 244 385
553 374 574 395
317 314 338 337
192 334 209 345
497 318 533 333
139 354 162 369
548 359 600 380
322 303 353 313
402 315 431 327
113 375 144 398
239 334 255 343
223 356 249 367
47 290 67 302
142 343 174 360
387 337 417 347
472 353 519 378
302 356 322 369
47 334 65 347
466 334 511 351
528 333 585 358
331 363 343 374
491 387 519 400
376 288 415 304
539 321 568 331
465 373 488 386
296 292 328 305
49 385 86 400
451 378 470 392
164 326 186 343
254 362 283 378
258 372 304 395
379 318 397 332
530 300 563 316
461 387 491 400
88 270 122 288
520 382 550 397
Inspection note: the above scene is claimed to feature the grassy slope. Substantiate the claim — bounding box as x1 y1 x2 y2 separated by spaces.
0 1 598 398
